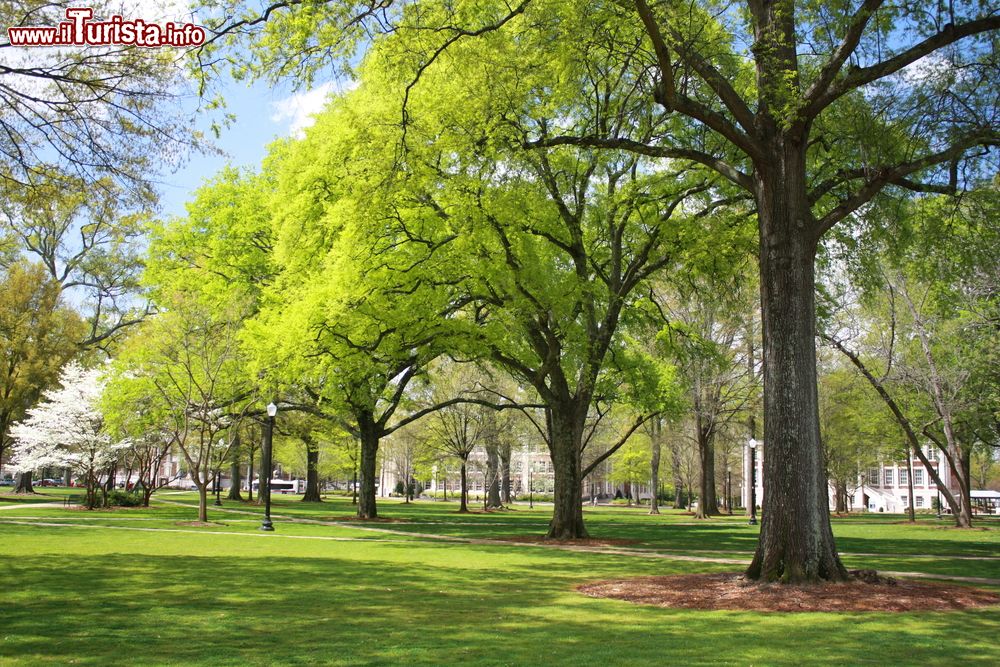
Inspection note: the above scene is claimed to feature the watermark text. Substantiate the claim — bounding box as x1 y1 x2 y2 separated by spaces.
7 7 205 47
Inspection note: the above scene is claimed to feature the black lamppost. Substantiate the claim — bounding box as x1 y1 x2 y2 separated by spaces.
528 463 534 509
260 402 277 532
748 438 758 526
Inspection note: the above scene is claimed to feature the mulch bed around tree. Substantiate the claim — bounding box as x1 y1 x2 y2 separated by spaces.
174 521 219 527
329 515 407 523
500 535 642 547
577 572 1000 612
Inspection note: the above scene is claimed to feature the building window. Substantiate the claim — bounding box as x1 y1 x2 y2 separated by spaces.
901 495 909 508
899 469 908 485
867 468 880 487
927 447 937 462
883 468 894 486
915 495 924 508
914 469 924 486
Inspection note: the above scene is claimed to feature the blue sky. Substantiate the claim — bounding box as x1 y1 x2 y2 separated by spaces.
156 77 339 220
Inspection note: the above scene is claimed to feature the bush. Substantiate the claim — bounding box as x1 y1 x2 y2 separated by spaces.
106 490 143 507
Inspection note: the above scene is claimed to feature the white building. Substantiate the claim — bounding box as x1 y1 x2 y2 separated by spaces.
742 442 966 513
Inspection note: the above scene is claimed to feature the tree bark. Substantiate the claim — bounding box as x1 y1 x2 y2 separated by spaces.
14 470 33 494
834 480 847 514
547 407 587 539
459 458 469 513
302 439 322 502
227 458 243 501
671 440 684 509
904 445 916 522
486 445 502 509
694 418 718 518
745 147 847 583
357 411 379 519
500 445 512 505
197 483 208 522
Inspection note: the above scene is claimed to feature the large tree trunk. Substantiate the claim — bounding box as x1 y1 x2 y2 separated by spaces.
649 419 661 515
745 151 847 583
227 459 243 501
547 407 587 539
14 470 33 494
485 445 502 509
302 439 322 502
458 458 469 513
695 419 718 518
357 411 379 519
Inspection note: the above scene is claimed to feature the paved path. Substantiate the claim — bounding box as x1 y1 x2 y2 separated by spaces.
5 500 999 587
0 502 63 511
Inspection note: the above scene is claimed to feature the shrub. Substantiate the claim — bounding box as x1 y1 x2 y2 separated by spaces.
106 490 143 507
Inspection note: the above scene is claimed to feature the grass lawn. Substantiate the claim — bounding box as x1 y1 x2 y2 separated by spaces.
2 493 998 665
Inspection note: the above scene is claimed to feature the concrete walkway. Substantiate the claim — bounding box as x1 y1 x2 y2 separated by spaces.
4 498 997 587
0 502 63 511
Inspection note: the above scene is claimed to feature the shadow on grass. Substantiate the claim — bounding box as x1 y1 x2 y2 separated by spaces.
0 492 66 504
2 544 999 666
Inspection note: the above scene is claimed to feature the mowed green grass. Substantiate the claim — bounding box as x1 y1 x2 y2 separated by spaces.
2 493 999 666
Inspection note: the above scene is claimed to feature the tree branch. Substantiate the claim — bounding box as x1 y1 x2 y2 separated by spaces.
814 131 999 235
816 15 1000 112
802 0 885 117
524 135 753 190
581 412 654 478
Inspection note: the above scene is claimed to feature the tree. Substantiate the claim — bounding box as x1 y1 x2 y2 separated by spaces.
0 180 154 353
0 1 198 202
203 0 999 579
817 362 886 514
557 0 998 582
10 362 120 508
608 434 652 505
644 417 665 514
426 370 495 513
102 377 182 507
655 270 757 518
824 187 999 526
109 294 252 522
0 262 84 492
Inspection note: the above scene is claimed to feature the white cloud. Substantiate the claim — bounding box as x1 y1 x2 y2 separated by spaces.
270 82 345 138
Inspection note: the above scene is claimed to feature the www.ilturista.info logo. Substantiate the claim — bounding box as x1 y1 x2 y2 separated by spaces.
7 7 205 47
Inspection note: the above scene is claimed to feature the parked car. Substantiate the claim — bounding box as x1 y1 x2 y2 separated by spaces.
36 479 58 487
0 478 13 486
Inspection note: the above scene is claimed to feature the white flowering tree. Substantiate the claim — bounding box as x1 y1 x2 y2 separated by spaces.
10 362 123 508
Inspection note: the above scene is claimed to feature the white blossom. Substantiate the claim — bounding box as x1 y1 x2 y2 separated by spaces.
10 362 117 477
